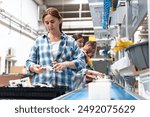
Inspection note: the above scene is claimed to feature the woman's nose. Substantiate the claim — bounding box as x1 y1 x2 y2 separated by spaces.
48 22 52 26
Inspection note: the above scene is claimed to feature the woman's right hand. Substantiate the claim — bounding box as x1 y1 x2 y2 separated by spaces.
30 64 46 74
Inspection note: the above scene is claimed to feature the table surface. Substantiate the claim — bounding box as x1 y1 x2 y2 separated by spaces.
55 82 144 100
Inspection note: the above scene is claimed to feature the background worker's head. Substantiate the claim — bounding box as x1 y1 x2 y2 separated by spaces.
72 33 84 48
83 41 96 53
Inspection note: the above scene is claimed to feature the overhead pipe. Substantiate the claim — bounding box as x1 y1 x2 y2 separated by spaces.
0 8 38 39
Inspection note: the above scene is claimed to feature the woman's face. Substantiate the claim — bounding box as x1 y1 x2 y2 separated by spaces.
76 39 84 48
43 14 62 32
84 44 93 53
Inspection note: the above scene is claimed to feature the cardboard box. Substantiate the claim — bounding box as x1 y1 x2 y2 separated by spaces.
0 75 22 86
10 66 26 74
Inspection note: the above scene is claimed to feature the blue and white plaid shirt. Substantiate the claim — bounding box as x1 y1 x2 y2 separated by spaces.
26 32 86 91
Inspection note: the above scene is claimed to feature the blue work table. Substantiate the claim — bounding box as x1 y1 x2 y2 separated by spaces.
54 82 144 100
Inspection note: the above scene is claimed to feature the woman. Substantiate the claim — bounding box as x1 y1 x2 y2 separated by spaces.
26 7 85 91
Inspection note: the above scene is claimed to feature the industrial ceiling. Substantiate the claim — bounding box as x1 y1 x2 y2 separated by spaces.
33 0 148 45
33 0 94 36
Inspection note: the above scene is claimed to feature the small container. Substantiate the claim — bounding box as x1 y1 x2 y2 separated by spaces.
88 79 111 100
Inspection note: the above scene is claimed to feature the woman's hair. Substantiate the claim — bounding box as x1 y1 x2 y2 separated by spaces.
85 41 96 48
72 33 83 41
42 7 63 32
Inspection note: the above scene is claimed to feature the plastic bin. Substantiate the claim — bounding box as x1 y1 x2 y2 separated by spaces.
125 41 149 71
92 59 112 75
0 86 67 100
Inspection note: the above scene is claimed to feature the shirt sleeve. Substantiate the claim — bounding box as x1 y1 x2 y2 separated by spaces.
26 40 38 73
69 38 86 72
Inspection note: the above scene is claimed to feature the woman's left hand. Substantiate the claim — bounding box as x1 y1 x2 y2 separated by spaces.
53 62 69 71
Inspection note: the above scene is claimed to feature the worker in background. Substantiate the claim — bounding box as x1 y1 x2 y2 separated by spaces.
72 33 84 48
26 7 86 92
72 33 105 83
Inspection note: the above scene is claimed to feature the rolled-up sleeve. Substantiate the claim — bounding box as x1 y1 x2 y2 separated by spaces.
71 42 86 72
26 41 38 73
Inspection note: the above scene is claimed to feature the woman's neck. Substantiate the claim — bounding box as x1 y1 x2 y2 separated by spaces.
48 32 61 42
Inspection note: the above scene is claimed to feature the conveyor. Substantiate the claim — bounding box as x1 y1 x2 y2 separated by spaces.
54 82 144 100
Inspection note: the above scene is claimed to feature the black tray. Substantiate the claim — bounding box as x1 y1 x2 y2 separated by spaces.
0 86 67 100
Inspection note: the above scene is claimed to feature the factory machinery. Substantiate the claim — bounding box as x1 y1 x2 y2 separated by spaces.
54 0 150 100
0 0 149 100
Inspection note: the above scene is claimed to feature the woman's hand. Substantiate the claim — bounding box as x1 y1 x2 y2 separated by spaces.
87 70 105 78
94 71 105 78
30 64 46 74
52 62 69 71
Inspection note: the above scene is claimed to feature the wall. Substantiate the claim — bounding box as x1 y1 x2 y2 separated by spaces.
0 0 38 73
0 0 38 29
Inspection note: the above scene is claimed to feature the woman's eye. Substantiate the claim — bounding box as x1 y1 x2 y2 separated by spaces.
45 20 55 25
50 21 55 23
45 22 49 25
